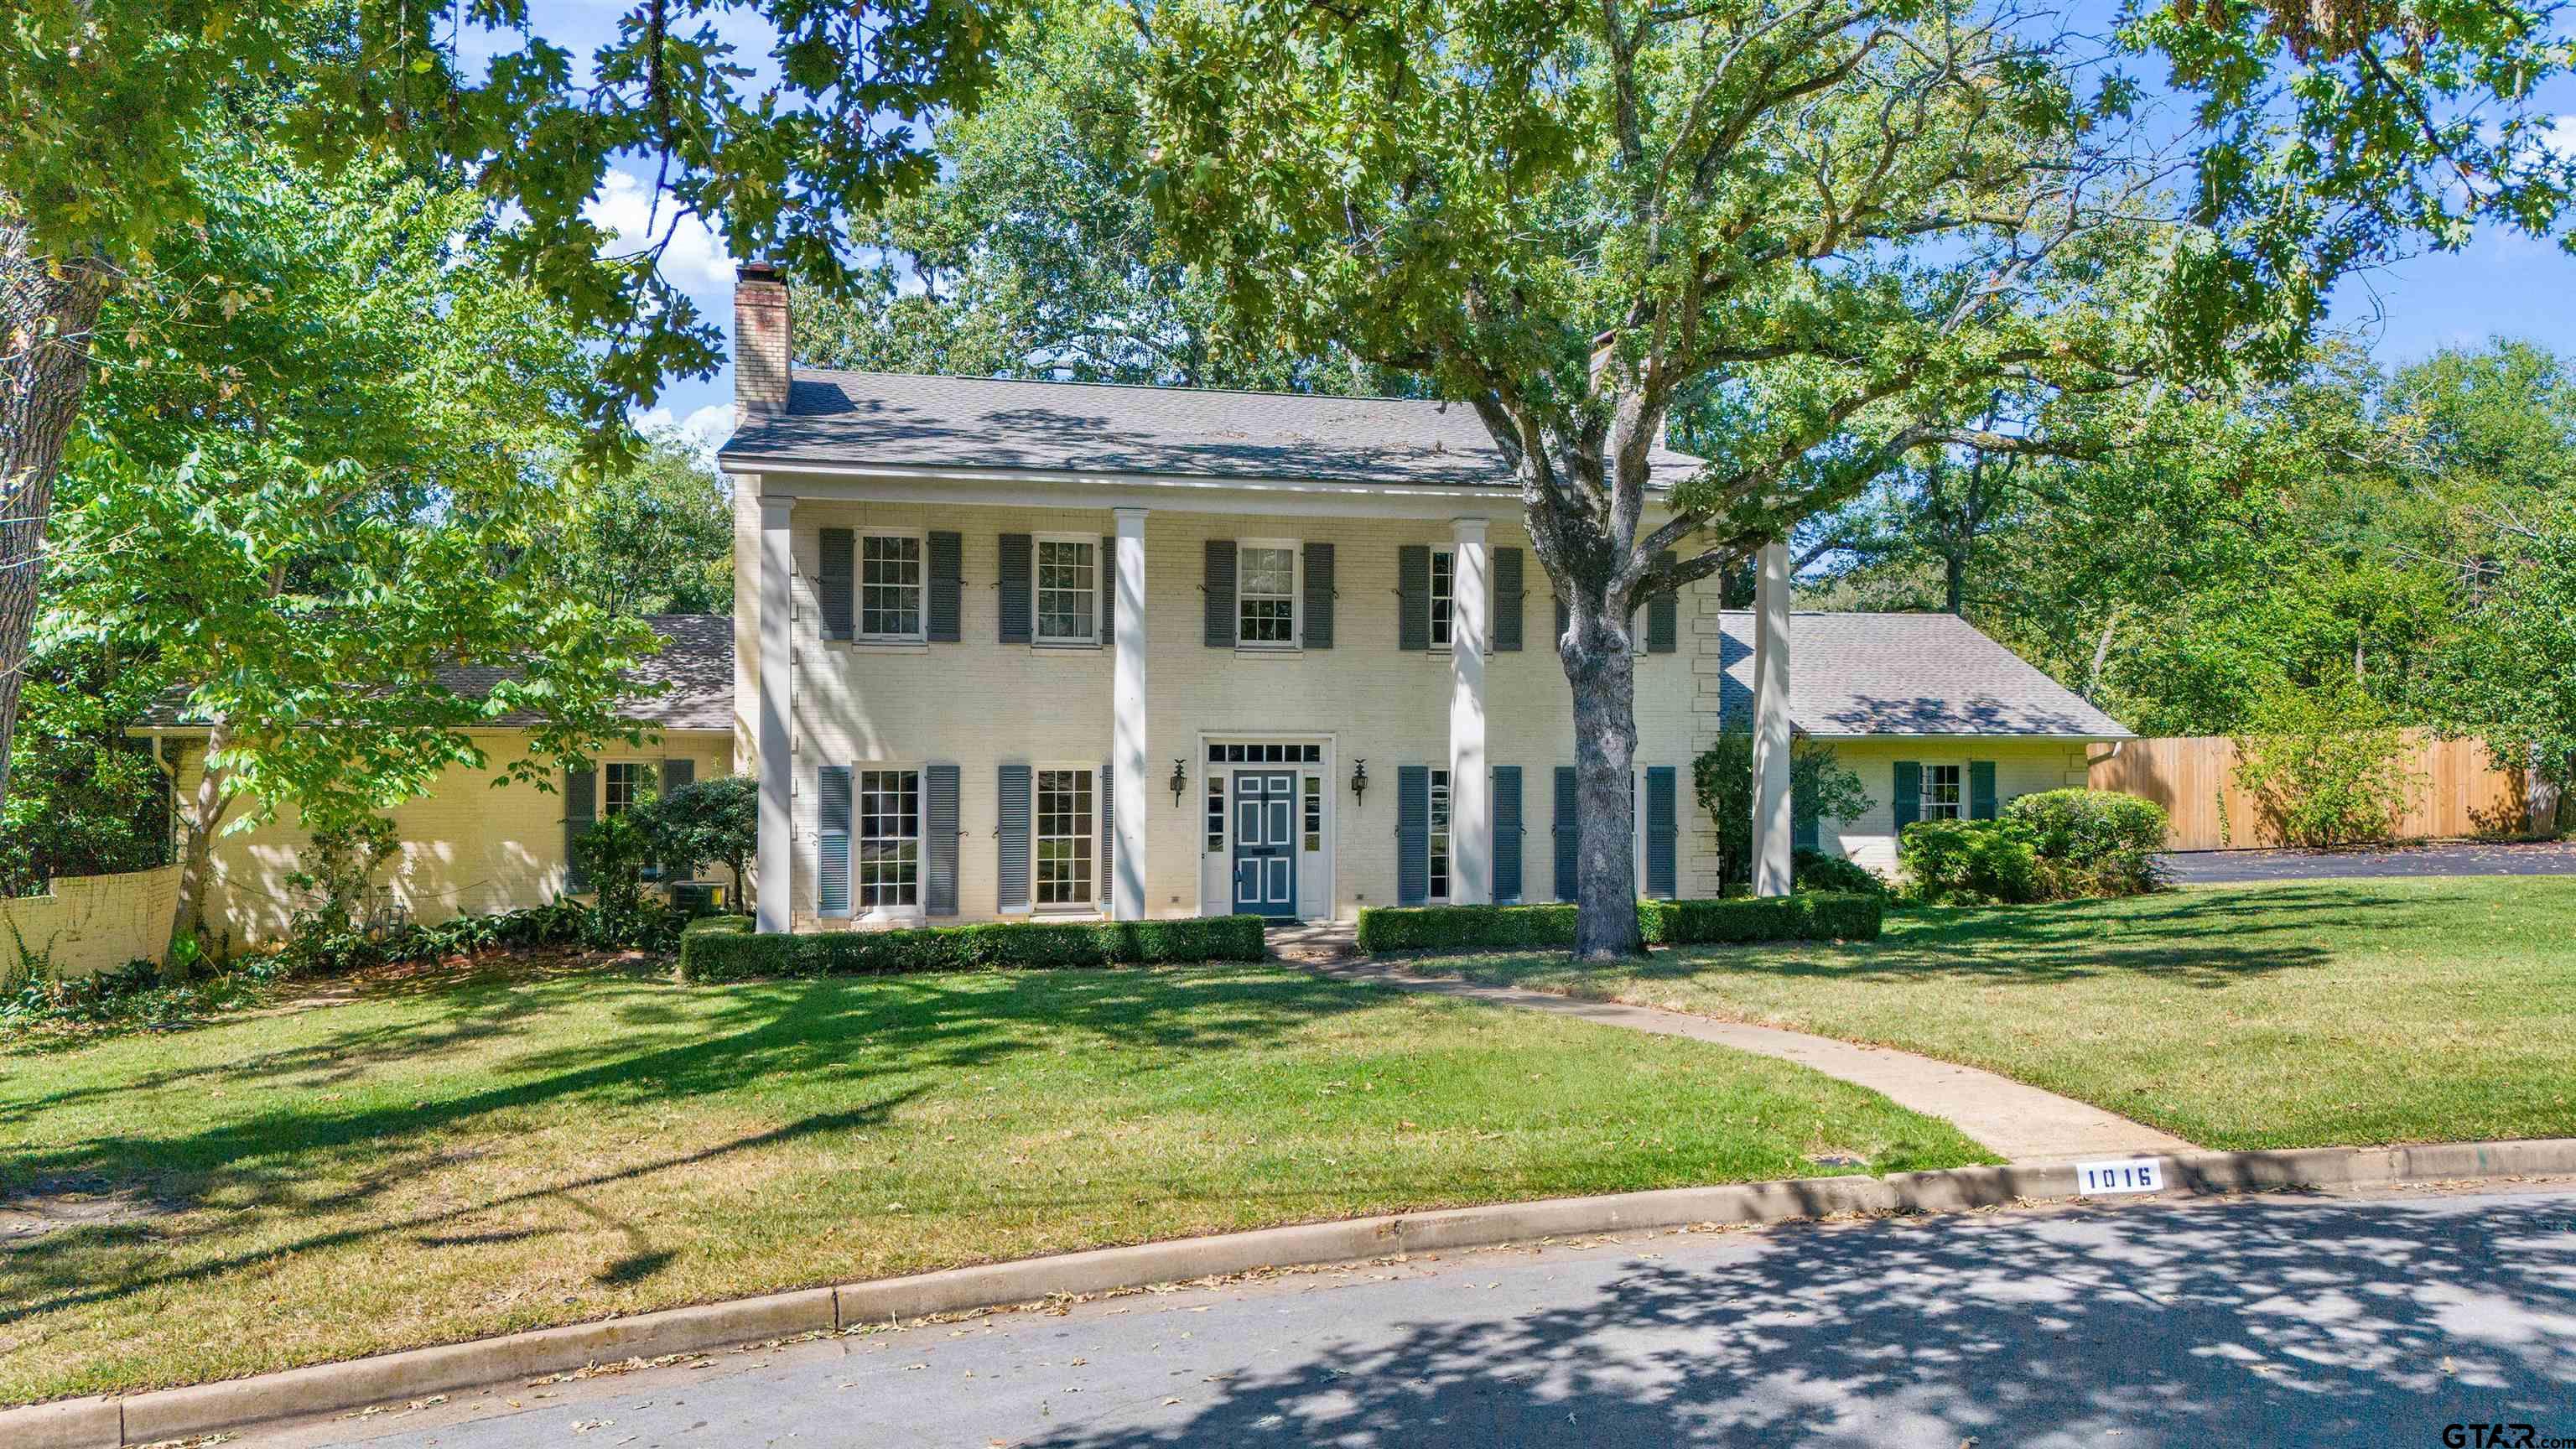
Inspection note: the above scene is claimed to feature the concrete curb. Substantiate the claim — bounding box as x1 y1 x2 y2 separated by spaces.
13 1137 2573 1447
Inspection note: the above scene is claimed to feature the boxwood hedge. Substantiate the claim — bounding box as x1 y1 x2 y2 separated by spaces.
675 912 1269 984
1353 892 1882 954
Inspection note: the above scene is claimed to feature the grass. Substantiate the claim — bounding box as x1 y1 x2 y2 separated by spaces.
1443 877 2576 1153
0 958 1987 1405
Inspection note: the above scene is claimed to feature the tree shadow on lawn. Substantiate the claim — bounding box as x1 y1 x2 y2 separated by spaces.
0 965 1394 1333
1030 1192 2576 1448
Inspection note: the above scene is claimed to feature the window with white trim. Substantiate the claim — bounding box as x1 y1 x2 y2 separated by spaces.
860 534 924 640
1429 767 1452 901
1303 776 1322 853
1920 764 1964 822
604 761 655 817
1036 538 1098 646
1207 774 1226 853
856 769 922 908
1428 547 1456 650
1036 768 1095 906
1238 544 1297 646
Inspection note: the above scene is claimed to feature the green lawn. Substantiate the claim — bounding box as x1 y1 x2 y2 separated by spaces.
0 959 1986 1405
1446 877 2576 1152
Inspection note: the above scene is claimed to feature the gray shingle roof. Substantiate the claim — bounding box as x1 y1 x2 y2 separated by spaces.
1716 611 2132 739
720 370 1704 489
140 615 735 733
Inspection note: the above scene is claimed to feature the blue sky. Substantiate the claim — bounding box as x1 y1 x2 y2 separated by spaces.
496 4 2576 454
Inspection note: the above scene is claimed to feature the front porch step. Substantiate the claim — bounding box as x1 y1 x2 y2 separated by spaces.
1265 921 1357 965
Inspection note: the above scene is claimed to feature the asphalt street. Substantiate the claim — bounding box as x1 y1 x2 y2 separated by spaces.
2161 839 2576 884
252 1184 2576 1448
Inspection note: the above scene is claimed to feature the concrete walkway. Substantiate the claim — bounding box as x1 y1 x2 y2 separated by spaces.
1320 958 2199 1163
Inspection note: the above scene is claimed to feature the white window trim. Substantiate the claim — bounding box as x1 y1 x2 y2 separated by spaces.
850 763 927 921
1031 532 1104 650
1919 762 1966 823
855 528 928 644
1234 537 1302 651
1032 761 1101 913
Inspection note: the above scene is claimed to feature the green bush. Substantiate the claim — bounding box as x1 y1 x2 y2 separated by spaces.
1354 893 1883 953
677 913 1268 984
1898 818 2042 904
1693 730 1874 887
2002 788 2168 896
2231 677 2413 847
1792 849 1888 896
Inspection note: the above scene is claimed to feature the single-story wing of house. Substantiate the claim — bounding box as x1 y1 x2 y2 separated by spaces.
132 614 737 948
1715 610 2133 876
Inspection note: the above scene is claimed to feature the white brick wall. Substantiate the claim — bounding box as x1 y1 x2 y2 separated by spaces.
749 497 1722 924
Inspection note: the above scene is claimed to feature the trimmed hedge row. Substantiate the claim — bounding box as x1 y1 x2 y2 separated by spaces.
1353 892 1883 954
675 912 1268 984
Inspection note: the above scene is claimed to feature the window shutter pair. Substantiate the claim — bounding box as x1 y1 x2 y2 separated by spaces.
563 768 596 894
1201 540 1336 648
1546 766 1673 897
1396 765 1431 905
820 764 959 918
820 530 961 641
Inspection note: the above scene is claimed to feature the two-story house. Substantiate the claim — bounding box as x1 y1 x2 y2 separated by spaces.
716 265 2130 932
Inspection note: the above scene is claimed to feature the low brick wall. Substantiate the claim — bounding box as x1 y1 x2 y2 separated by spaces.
0 865 183 979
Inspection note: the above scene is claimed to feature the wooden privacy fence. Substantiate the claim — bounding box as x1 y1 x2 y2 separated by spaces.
2088 733 2530 851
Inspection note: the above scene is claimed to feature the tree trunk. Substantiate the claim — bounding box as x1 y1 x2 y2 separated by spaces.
167 716 236 977
0 223 111 820
1562 596 1644 962
1943 546 1966 615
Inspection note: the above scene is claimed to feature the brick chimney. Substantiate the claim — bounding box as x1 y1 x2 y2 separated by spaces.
734 261 792 424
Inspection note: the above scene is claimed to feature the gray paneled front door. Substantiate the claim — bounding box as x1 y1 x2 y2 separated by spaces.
1231 771 1298 917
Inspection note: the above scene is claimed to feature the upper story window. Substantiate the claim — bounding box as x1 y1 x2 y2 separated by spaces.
1036 537 1098 646
1239 543 1297 647
1920 764 1964 822
860 533 923 640
1428 547 1456 650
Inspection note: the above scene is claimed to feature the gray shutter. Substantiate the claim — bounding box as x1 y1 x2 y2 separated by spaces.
1203 540 1236 647
1398 545 1431 651
818 528 854 641
563 767 596 893
997 534 1032 643
1645 766 1678 898
817 766 852 917
925 764 960 916
1794 791 1820 853
1971 761 1999 820
1552 767 1580 901
1893 762 1922 832
1397 765 1431 906
1098 765 1114 906
1302 542 1335 649
1646 550 1678 653
1493 548 1524 652
1100 535 1116 642
1493 766 1523 903
927 531 963 642
996 764 1032 910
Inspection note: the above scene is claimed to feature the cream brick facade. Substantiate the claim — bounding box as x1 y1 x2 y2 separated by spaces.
162 732 735 948
734 482 1724 926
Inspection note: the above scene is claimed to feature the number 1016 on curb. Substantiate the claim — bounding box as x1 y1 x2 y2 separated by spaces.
2075 1158 2166 1196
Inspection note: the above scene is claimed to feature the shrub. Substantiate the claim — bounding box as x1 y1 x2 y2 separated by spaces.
2002 788 2168 896
644 776 757 908
677 914 1267 984
1898 818 2041 904
1693 730 1873 886
282 813 402 974
2231 678 2413 847
1792 849 1888 896
574 808 662 936
1354 893 1883 953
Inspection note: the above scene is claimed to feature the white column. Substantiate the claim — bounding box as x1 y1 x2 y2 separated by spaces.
756 494 795 933
1112 508 1150 920
1449 517 1493 905
1752 540 1794 897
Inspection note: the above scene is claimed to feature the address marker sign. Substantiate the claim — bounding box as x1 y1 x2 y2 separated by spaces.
2075 1158 2166 1196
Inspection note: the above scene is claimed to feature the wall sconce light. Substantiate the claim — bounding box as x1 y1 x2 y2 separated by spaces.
1169 758 1188 808
1350 758 1368 808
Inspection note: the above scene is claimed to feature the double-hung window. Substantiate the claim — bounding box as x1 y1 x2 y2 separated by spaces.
1428 767 1452 901
604 761 655 817
860 534 924 641
1428 547 1456 650
1036 537 1098 646
856 768 922 909
1920 764 1964 822
1238 543 1297 647
1035 768 1095 906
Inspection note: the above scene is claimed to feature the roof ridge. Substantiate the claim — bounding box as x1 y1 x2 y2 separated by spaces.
792 366 1452 410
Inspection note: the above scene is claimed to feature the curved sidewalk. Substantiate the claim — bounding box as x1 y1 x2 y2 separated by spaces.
1322 959 2199 1163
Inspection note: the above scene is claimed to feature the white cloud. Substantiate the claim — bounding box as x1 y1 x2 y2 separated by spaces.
2548 115 2576 162
584 167 738 297
632 402 736 465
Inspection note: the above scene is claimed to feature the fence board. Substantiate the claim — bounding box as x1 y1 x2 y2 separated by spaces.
2088 733 2529 850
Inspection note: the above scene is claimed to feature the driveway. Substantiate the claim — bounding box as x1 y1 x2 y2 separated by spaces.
2163 837 2576 885
265 1185 2576 1449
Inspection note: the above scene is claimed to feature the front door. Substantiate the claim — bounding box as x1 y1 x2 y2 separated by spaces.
1231 771 1298 917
